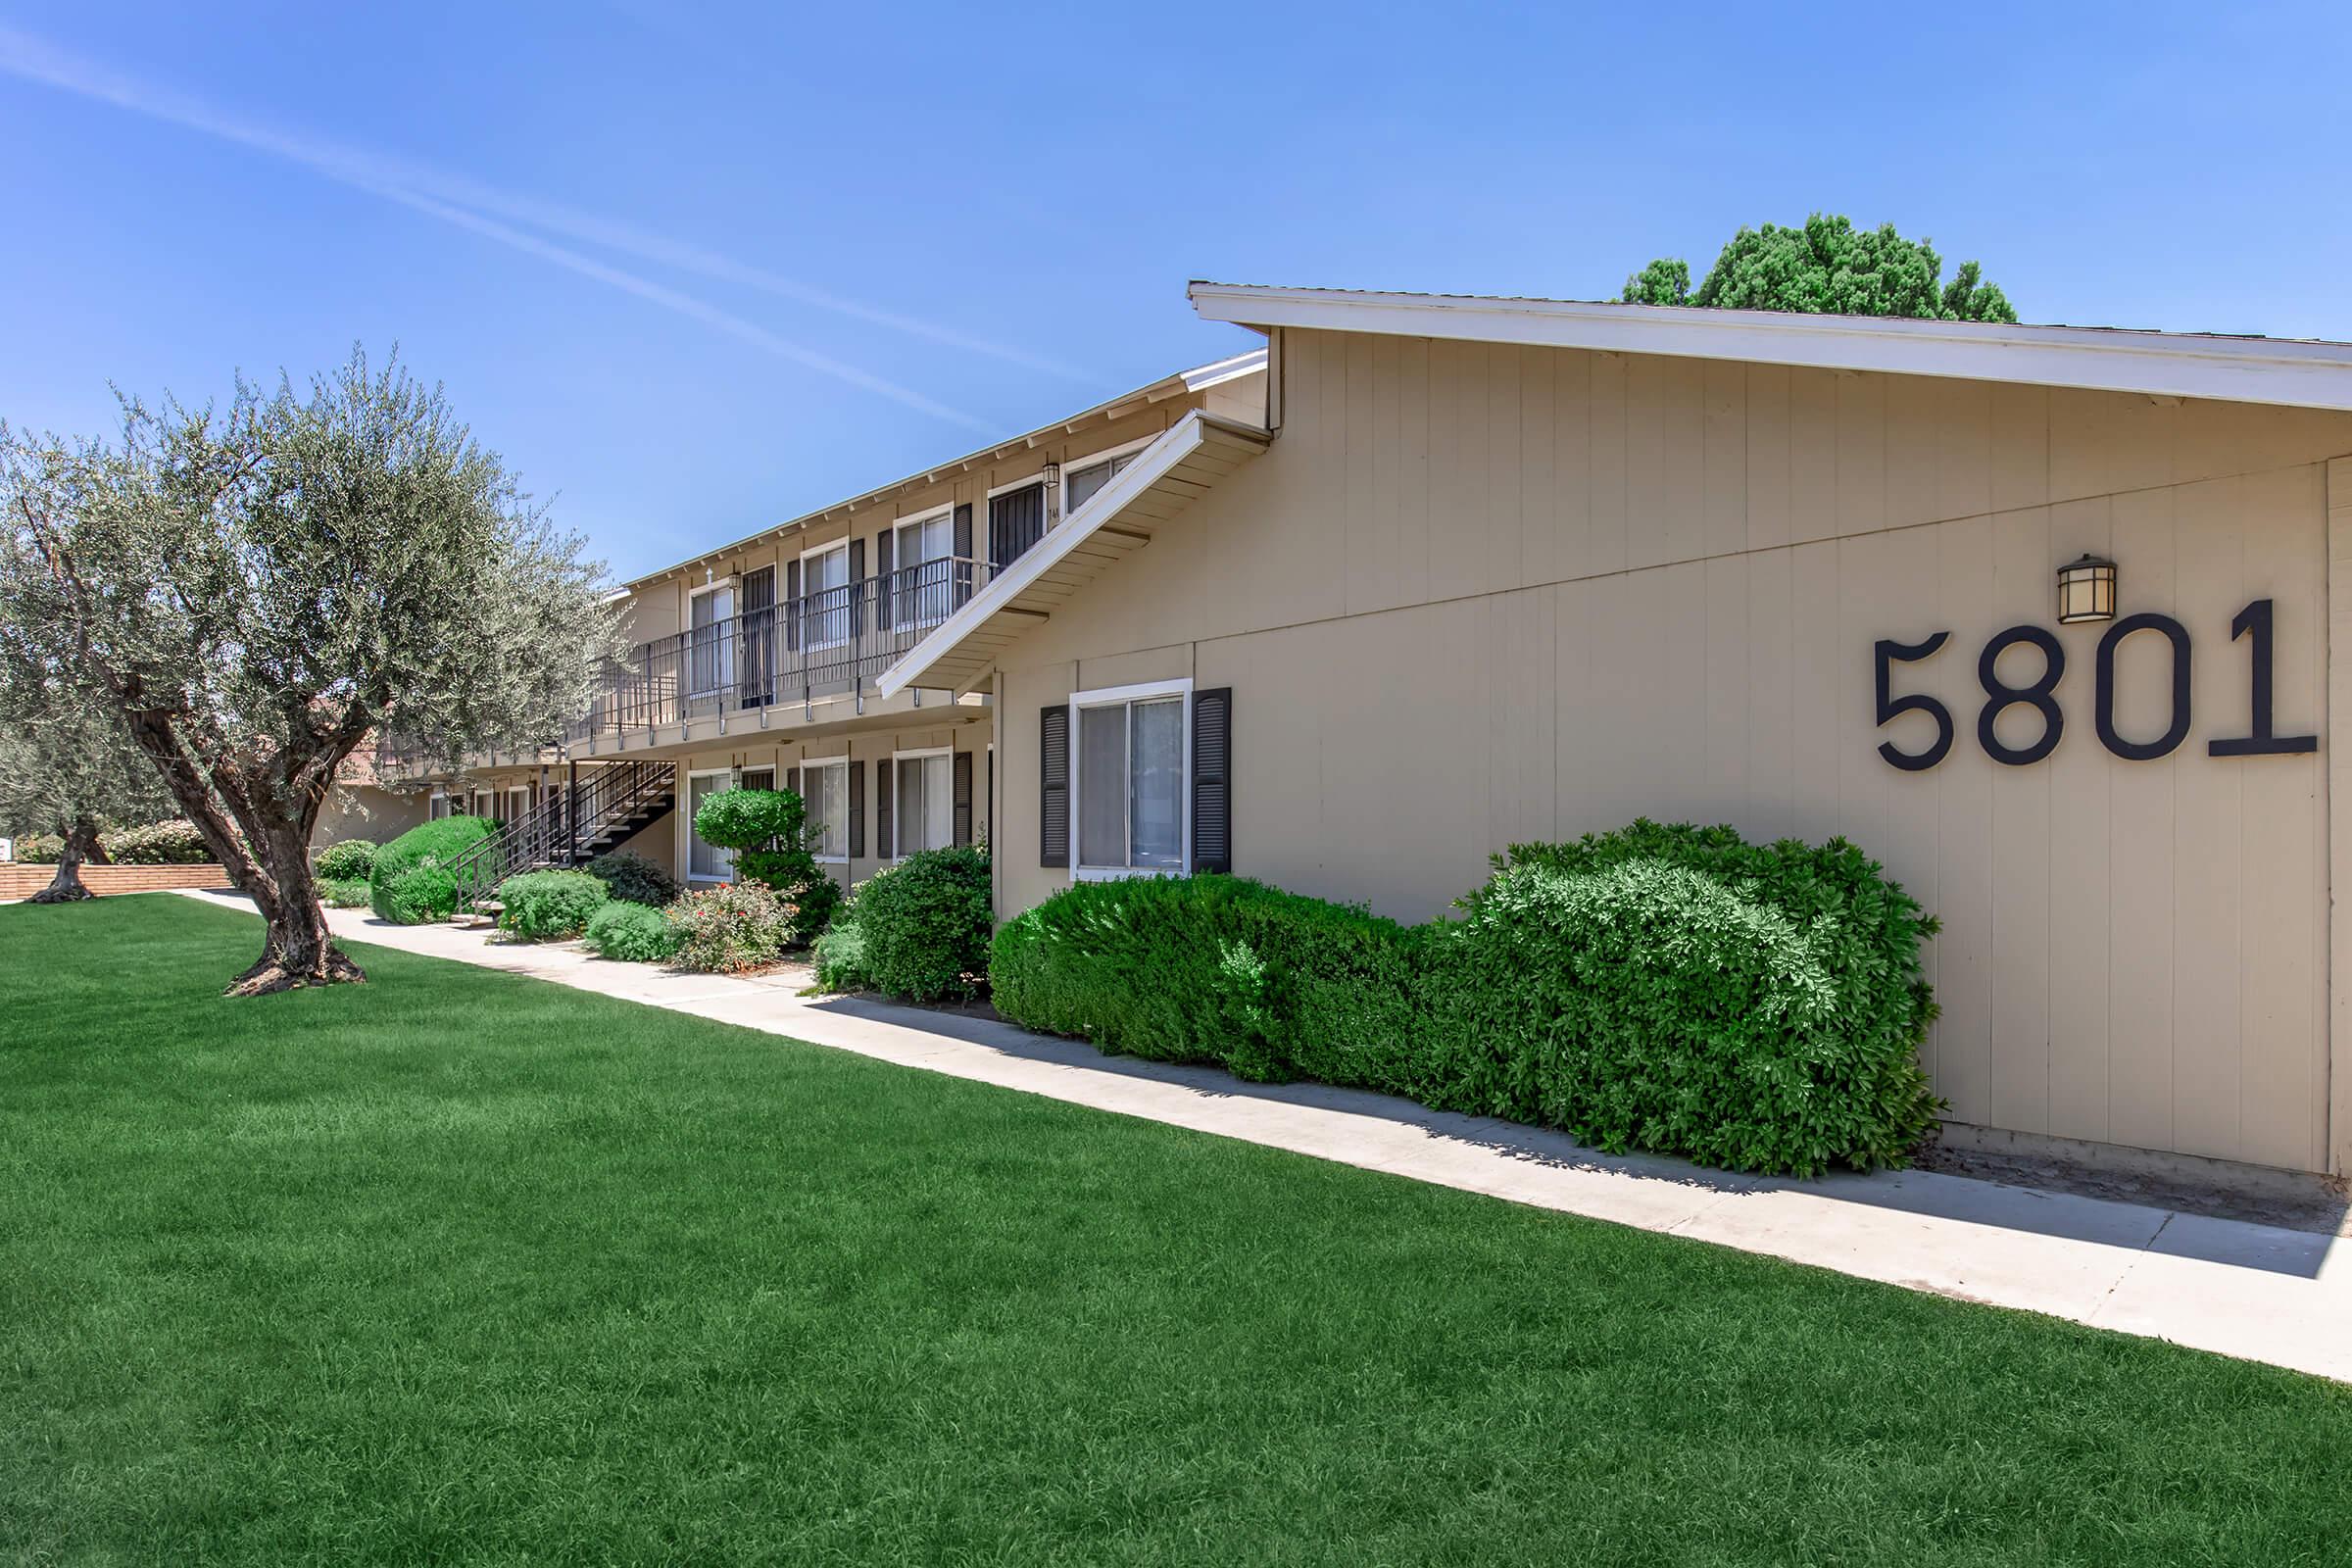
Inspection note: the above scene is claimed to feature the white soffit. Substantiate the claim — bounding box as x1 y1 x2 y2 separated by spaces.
874 411 1270 698
1188 282 2352 414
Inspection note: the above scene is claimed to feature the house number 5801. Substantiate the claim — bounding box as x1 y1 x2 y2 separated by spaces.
1874 599 2319 771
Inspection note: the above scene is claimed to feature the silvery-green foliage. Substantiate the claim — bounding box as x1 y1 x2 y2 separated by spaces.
0 349 621 979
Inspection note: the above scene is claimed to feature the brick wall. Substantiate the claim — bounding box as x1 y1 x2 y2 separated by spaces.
0 863 231 902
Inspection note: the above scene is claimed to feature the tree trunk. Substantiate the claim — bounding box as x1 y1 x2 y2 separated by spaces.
223 818 366 996
28 819 102 904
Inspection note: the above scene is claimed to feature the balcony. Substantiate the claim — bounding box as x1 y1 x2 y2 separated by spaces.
376 556 996 778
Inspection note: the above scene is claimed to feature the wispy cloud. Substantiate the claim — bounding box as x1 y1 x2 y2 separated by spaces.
0 25 1056 429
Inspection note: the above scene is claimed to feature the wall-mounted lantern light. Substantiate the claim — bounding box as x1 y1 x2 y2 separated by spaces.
1041 461 1060 489
2056 554 2118 624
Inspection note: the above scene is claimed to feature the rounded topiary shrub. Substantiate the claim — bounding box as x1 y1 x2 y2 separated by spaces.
315 838 378 882
368 815 497 925
583 899 678 962
496 869 609 941
666 880 796 973
849 846 991 1003
693 787 838 939
583 850 678 907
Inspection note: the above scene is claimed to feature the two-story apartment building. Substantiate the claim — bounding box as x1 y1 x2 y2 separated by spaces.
392 349 1266 888
409 279 2352 1184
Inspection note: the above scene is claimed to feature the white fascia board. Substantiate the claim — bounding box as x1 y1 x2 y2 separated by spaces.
1180 347 1269 390
1187 283 2352 413
874 413 1217 699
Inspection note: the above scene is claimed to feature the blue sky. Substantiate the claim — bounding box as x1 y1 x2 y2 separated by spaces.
3 2 2348 583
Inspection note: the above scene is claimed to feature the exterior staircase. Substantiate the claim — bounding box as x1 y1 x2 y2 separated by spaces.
449 760 676 915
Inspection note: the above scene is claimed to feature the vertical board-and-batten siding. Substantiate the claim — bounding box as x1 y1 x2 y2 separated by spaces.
994 328 2352 1173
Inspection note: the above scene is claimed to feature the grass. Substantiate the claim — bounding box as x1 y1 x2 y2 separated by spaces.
2 897 2348 1566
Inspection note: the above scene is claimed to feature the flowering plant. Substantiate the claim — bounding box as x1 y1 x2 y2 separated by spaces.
664 879 802 973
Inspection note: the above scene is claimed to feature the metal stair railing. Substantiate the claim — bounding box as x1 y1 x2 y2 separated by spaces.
449 760 677 915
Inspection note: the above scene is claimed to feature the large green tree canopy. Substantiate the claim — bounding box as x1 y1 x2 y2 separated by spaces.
1622 214 2017 322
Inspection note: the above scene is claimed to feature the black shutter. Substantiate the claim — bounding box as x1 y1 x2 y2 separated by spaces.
986 747 994 852
874 527 895 629
785 765 799 798
953 750 973 846
848 757 864 859
1193 687 1232 874
1039 706 1069 868
954 502 976 607
786 559 802 652
876 758 895 860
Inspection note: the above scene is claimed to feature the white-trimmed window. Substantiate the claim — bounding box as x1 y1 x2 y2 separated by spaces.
893 507 955 627
689 579 736 695
801 757 850 861
1070 679 1188 877
685 768 734 882
892 748 953 858
506 786 530 823
800 542 851 649
1063 438 1152 516
429 790 450 821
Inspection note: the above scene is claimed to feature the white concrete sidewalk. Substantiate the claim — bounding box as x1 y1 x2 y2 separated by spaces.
182 889 2351 1383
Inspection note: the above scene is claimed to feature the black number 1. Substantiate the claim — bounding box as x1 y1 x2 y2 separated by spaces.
2209 599 2318 757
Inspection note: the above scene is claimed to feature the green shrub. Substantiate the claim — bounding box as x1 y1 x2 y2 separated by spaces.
666 880 797 973
810 902 872 992
319 877 372 908
14 833 63 865
496 869 609 941
368 815 497 925
583 899 679 962
846 847 992 1003
314 838 378 881
988 823 1941 1176
583 850 678 907
692 788 839 937
1429 858 1936 1173
103 819 214 864
990 874 1420 1086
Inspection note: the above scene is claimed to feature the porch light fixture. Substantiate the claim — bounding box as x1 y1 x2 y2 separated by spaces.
1041 461 1060 488
2056 554 2118 624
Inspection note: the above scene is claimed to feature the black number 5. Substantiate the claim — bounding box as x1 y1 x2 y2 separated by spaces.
1875 632 1954 771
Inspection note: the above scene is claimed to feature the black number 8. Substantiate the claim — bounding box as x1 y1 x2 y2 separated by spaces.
1978 625 2065 765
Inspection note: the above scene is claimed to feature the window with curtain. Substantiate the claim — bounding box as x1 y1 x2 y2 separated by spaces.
687 772 732 881
1064 448 1143 514
801 546 850 649
893 753 953 857
689 584 734 695
802 760 849 859
1074 693 1184 872
894 511 954 626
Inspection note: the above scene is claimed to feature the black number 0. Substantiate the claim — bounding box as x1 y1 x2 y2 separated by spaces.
1978 625 2065 765
1874 633 1953 771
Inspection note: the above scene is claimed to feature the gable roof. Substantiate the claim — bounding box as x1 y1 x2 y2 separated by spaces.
626 348 1266 590
1189 283 2352 413
874 411 1271 697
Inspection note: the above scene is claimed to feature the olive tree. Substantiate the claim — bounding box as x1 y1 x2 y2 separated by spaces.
1623 214 2018 322
0 674 174 903
0 351 620 992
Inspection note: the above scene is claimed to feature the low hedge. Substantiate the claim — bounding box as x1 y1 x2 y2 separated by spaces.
13 834 63 864
319 877 372 909
989 821 1941 1176
583 851 678 907
847 847 992 1003
104 820 213 864
496 869 609 942
810 902 871 993
368 815 498 925
315 838 378 881
584 900 679 963
666 881 796 973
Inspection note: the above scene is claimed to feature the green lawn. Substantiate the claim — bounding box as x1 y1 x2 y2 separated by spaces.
2 898 2346 1566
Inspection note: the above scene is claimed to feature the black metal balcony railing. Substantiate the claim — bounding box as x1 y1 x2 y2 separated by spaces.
374 555 995 779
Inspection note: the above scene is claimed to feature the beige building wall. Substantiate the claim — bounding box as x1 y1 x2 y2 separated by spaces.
991 328 2352 1174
